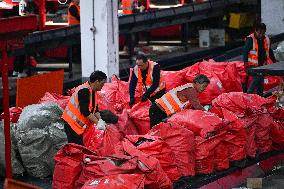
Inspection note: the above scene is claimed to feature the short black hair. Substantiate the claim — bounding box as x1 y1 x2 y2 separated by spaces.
193 74 210 84
255 23 266 32
136 53 148 63
90 71 107 83
99 110 118 124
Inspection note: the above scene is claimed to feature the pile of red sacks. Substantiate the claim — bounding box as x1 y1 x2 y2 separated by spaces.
29 60 283 189
52 89 284 188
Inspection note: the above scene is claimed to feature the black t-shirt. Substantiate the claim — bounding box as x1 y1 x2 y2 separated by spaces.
243 37 276 66
129 64 161 99
78 88 98 116
69 5 80 21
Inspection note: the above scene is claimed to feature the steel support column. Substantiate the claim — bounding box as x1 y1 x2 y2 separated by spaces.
80 0 119 80
1 46 12 179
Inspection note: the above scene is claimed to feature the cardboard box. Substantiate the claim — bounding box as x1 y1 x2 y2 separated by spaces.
247 178 262 188
199 29 225 47
229 13 255 29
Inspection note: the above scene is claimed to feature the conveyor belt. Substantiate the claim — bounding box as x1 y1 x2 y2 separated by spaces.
174 150 284 189
248 61 284 76
10 0 257 56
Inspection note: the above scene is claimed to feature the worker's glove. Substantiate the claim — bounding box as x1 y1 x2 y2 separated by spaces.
204 105 211 111
97 119 107 131
129 98 135 107
141 94 148 102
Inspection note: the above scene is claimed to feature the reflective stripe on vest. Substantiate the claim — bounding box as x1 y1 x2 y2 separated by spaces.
62 82 97 135
134 61 166 97
68 2 80 25
122 0 133 15
247 33 270 67
155 83 193 116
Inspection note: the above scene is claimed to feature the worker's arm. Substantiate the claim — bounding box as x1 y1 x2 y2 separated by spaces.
129 69 138 101
87 113 99 125
180 88 205 111
269 48 277 63
78 88 98 124
142 64 161 98
243 37 253 68
69 5 80 21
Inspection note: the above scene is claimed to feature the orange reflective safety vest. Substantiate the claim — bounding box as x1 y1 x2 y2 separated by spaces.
134 61 166 97
122 0 134 15
62 82 97 135
68 2 80 25
247 33 270 67
155 83 193 116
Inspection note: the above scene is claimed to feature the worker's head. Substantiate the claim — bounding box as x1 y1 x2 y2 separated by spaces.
255 23 266 39
72 0 79 5
193 74 210 93
136 53 148 71
99 110 119 124
89 71 107 91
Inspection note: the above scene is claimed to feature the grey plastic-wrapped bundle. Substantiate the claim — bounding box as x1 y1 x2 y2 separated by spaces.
15 103 67 178
0 121 25 177
274 41 284 61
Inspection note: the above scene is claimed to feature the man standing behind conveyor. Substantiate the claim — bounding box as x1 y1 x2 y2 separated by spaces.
129 53 166 106
68 0 80 25
243 23 276 96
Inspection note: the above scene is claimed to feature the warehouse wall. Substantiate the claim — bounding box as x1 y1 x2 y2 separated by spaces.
262 0 284 35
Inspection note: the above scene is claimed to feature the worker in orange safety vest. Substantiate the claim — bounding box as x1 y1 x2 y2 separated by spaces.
121 0 135 15
62 71 107 145
243 23 276 96
129 53 166 106
68 0 80 25
149 74 210 127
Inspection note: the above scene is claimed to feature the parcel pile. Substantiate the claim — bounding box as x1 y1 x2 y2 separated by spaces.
0 60 283 189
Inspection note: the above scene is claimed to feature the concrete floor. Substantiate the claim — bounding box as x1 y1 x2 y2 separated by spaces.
237 162 284 189
1 159 284 189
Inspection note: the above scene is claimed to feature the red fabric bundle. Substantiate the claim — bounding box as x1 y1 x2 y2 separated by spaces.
97 126 124 156
150 122 195 176
229 61 247 85
122 140 173 189
128 101 152 135
0 107 22 123
263 76 283 92
212 92 268 117
115 109 139 135
270 121 284 150
76 155 139 188
265 95 284 120
125 135 180 181
39 92 70 109
81 174 145 189
161 69 188 92
83 125 104 152
254 113 273 154
168 109 224 138
239 116 258 157
52 143 96 189
97 75 130 114
184 60 242 104
212 108 247 161
214 141 229 171
195 133 224 175
205 60 242 92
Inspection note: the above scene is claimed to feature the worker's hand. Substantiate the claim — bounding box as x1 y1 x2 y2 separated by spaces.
203 105 211 111
94 112 101 120
129 98 135 107
97 119 107 131
141 94 148 102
